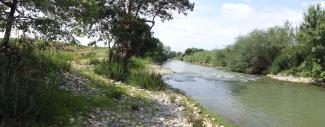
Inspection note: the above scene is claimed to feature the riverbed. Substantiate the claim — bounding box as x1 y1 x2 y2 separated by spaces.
162 60 325 127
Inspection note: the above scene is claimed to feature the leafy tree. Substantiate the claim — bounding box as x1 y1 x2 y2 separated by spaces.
0 0 80 50
78 0 195 62
184 48 205 56
0 1 82 125
294 4 325 79
298 4 325 66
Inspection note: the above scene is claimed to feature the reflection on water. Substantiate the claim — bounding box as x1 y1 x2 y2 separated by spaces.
162 60 325 127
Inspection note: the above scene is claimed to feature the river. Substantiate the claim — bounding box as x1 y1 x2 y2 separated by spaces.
162 60 325 127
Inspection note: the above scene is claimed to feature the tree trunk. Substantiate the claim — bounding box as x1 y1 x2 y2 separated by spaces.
2 0 17 50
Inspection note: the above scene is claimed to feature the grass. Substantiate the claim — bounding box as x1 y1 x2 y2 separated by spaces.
127 71 166 91
0 47 87 126
93 57 167 91
0 44 121 126
94 60 128 81
0 43 234 126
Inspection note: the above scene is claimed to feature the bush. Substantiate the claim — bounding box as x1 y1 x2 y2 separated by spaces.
271 55 290 74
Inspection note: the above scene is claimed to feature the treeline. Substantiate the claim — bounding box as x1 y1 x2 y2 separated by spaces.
181 4 325 81
0 0 194 126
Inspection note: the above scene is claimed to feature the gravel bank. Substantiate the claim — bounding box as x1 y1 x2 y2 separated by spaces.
63 58 223 127
267 74 314 84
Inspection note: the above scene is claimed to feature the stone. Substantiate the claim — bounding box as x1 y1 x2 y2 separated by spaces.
69 118 75 123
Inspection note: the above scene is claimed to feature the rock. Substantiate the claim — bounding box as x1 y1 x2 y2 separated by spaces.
114 81 122 85
96 108 101 114
59 85 66 90
61 72 94 96
159 118 165 121
69 118 75 123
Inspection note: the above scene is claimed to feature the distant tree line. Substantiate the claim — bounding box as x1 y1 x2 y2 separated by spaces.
180 4 325 81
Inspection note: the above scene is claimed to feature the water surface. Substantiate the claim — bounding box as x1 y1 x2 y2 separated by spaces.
162 60 325 127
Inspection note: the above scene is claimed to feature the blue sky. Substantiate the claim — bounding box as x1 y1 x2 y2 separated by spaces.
153 0 325 51
1 0 323 51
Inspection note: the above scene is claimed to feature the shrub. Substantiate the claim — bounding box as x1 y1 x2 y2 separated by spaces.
271 55 290 74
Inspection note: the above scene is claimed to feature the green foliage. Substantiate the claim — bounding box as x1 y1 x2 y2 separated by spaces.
129 57 148 69
127 71 166 91
183 24 295 74
94 60 128 81
184 48 205 56
0 0 80 46
0 47 88 126
182 5 325 81
192 119 204 127
94 57 167 90
142 38 174 63
89 57 100 65
78 0 194 61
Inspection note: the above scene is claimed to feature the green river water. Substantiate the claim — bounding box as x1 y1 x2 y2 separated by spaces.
162 60 325 127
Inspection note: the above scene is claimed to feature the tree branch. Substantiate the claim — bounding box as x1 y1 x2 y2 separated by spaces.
0 0 12 7
134 1 143 18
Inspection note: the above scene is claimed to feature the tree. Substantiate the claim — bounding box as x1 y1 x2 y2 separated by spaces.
0 0 80 52
294 4 325 79
78 0 195 62
184 48 205 56
298 4 325 66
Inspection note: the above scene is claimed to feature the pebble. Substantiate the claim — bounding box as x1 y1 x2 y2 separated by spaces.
67 64 216 127
60 72 95 96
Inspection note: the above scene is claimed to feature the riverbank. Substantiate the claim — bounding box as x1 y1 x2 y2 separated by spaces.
182 60 325 85
62 48 228 127
267 74 314 84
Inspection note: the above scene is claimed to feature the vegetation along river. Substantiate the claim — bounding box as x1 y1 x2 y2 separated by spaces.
162 60 325 127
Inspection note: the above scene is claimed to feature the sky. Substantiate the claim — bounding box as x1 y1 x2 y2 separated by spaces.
1 0 324 51
152 0 325 52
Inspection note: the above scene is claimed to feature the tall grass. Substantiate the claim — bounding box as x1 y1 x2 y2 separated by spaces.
0 47 86 126
94 57 166 90
127 71 166 91
94 60 128 81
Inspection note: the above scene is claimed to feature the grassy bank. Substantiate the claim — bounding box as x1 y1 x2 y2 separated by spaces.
0 44 232 126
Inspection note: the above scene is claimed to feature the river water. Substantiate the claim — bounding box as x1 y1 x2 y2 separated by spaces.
162 60 325 127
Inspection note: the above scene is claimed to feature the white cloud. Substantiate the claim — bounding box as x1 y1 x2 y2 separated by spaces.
302 1 325 8
153 2 303 52
221 3 255 19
